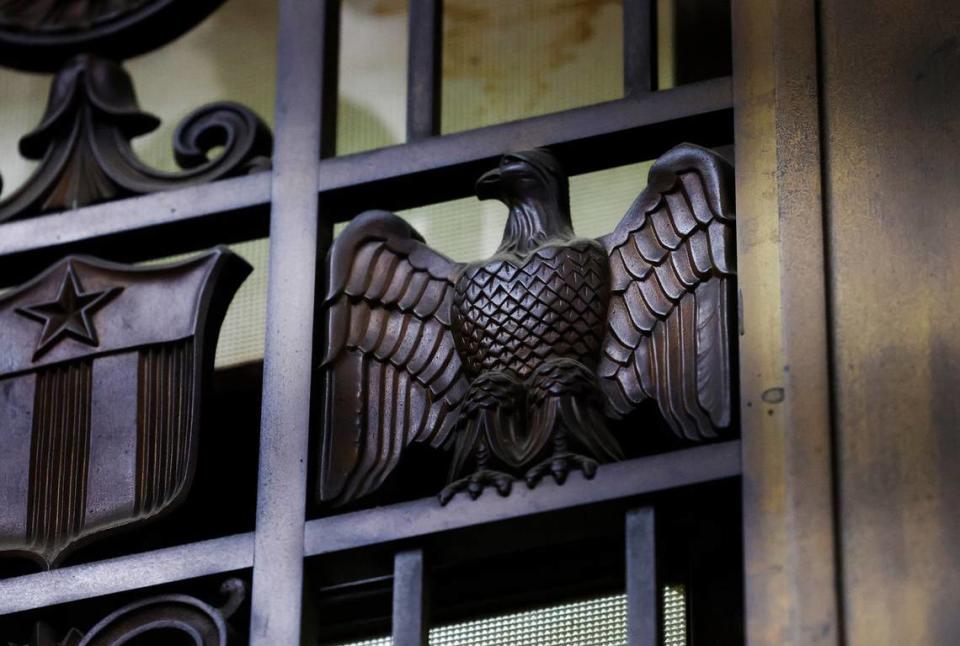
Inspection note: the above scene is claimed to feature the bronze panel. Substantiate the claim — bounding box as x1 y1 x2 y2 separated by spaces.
820 1 960 643
731 0 840 643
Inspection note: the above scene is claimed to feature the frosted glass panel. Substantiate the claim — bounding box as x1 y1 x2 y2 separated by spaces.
337 0 409 155
372 160 654 264
441 0 624 133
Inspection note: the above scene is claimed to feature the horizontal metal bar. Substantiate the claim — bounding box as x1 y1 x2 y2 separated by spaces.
317 76 733 215
0 532 254 615
0 173 271 287
304 441 740 557
0 77 731 279
0 441 738 616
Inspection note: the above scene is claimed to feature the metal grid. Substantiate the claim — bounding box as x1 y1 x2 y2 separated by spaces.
341 594 628 646
0 0 737 643
663 585 687 646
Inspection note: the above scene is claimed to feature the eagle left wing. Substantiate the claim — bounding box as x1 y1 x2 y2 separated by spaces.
597 144 736 440
319 210 470 505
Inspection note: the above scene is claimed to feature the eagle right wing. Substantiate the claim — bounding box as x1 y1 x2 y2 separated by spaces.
597 144 736 441
319 210 470 505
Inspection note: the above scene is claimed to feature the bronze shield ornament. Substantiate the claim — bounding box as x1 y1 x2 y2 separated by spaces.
0 247 250 568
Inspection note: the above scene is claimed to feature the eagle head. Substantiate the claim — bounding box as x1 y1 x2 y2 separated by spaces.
475 149 573 254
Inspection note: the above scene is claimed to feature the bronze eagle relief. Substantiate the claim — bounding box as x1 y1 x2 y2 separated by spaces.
318 144 736 506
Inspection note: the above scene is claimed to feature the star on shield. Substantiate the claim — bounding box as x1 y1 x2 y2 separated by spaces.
15 266 122 361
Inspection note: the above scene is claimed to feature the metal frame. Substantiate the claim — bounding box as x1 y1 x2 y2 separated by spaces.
731 0 840 644
0 1 753 643
0 442 740 615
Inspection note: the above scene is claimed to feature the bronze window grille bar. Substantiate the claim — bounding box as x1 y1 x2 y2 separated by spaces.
406 0 443 141
623 0 654 96
392 549 429 646
626 507 658 646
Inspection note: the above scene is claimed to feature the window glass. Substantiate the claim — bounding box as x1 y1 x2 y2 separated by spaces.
213 239 269 367
383 160 654 263
337 0 409 155
441 0 624 133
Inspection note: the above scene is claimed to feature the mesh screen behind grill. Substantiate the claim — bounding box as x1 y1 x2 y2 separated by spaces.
663 585 687 646
336 586 689 646
340 594 627 646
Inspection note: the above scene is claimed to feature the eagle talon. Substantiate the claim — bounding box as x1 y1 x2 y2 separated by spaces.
525 453 599 488
439 469 514 505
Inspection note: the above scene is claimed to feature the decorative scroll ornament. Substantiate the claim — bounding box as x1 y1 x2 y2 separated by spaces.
0 0 153 33
0 248 250 568
319 144 736 506
17 578 246 645
0 54 272 223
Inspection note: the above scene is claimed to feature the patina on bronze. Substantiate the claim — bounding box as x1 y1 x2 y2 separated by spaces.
0 248 250 568
318 143 736 506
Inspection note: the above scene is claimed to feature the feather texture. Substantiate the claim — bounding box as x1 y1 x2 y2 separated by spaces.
320 210 470 504
597 144 735 440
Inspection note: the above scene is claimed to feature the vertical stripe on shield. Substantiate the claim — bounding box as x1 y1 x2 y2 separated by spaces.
0 373 36 545
85 352 139 528
136 340 194 515
27 360 92 557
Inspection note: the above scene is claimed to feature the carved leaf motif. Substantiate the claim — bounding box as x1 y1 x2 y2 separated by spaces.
0 54 272 223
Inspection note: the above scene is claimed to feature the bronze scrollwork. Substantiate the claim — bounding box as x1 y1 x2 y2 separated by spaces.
318 143 737 506
0 54 271 223
16 578 246 645
0 0 228 73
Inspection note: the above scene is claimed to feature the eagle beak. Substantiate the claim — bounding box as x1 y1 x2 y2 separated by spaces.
475 167 502 200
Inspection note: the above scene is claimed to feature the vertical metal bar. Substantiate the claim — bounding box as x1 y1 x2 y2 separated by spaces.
732 0 840 643
393 549 429 646
319 1 341 158
248 1 340 643
406 0 443 140
623 0 654 95
626 507 657 646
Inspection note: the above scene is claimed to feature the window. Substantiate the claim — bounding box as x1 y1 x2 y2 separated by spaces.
0 1 739 643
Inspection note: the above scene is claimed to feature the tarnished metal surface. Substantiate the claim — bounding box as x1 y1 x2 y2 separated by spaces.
0 532 254 615
0 248 250 568
16 578 246 644
319 144 737 506
248 1 338 644
731 0 839 643
820 1 960 643
0 55 271 223
0 0 227 72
